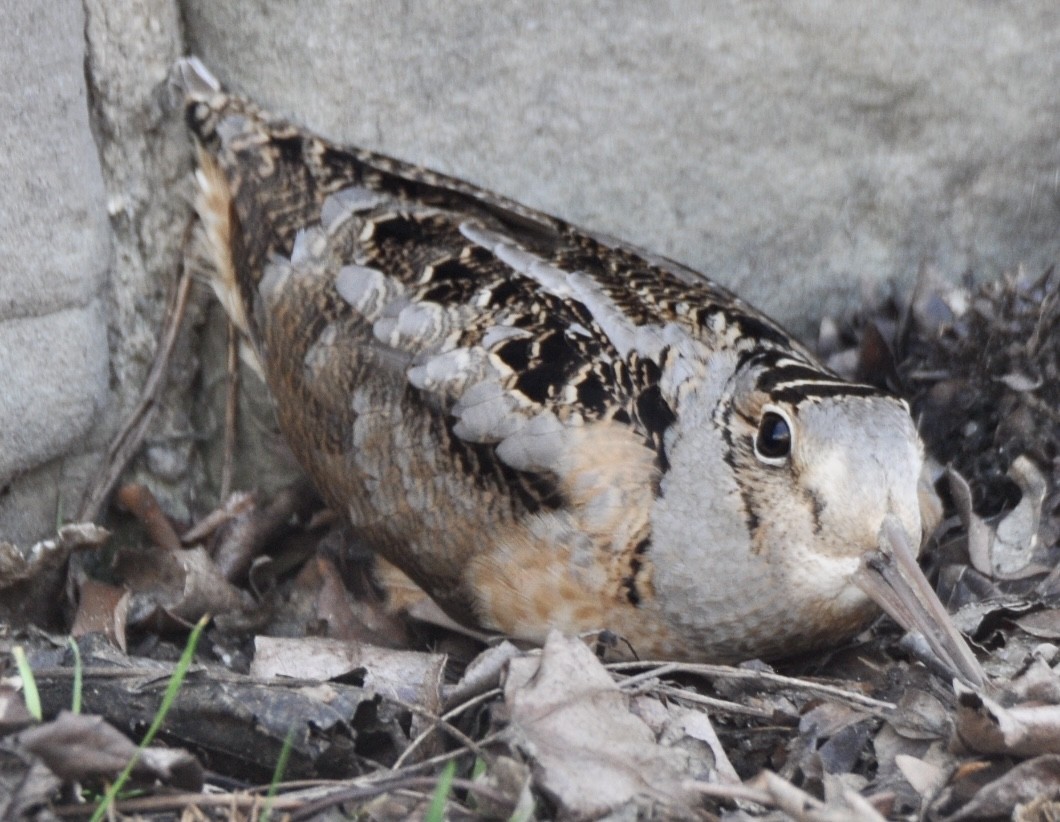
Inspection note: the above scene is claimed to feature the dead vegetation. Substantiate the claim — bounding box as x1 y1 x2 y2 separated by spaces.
0 266 1057 820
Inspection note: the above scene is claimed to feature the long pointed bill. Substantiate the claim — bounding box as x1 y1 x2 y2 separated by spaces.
854 514 987 690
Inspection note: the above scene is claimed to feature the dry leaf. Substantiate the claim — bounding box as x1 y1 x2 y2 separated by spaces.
118 544 251 627
71 577 130 651
954 683 1060 757
443 640 521 709
503 631 697 819
0 524 110 627
251 635 445 708
945 755 1060 821
19 711 202 790
895 753 946 798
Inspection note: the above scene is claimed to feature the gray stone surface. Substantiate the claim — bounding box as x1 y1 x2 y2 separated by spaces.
0 306 108 482
0 3 110 322
0 1 111 543
182 2 1060 335
3 0 1058 545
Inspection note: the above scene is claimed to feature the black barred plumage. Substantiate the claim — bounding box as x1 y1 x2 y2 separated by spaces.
180 58 936 662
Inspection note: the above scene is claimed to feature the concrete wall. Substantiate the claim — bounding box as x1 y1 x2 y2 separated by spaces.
1 1 1057 544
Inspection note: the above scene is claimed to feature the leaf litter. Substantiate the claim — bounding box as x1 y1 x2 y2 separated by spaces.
0 265 1057 819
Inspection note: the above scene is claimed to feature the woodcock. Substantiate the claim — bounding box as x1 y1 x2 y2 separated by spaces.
178 58 939 664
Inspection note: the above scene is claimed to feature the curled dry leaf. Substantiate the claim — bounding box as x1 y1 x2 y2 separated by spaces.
503 631 698 819
207 482 319 582
180 490 255 544
953 682 1060 757
117 544 252 628
952 457 1050 580
443 640 521 710
71 577 130 652
0 524 110 586
18 710 203 790
0 523 110 628
992 457 1049 576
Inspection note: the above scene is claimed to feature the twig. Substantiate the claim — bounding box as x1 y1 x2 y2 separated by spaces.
383 695 488 770
391 687 501 769
606 661 896 713
78 252 196 522
649 683 779 720
115 483 182 552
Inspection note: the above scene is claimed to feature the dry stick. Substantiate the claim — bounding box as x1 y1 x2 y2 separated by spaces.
650 682 777 720
287 776 508 821
220 318 240 500
613 663 777 719
78 255 195 523
53 782 493 820
606 661 896 713
391 687 502 770
382 694 488 770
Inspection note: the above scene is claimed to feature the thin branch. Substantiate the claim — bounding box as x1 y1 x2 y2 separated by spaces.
606 660 896 713
78 251 196 523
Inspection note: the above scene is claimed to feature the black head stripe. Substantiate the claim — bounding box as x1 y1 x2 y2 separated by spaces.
770 381 882 405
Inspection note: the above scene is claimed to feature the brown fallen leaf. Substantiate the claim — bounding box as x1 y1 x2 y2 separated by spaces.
18 710 202 790
117 544 252 628
274 554 408 646
71 577 130 652
503 630 699 819
443 640 521 710
953 682 1060 757
0 524 110 628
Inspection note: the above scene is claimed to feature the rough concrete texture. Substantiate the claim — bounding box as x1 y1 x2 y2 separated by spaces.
3 1 1059 545
183 1 1060 334
0 1 111 543
0 307 109 482
81 0 207 526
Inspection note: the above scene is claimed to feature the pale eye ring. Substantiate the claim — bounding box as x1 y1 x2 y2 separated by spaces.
754 406 793 463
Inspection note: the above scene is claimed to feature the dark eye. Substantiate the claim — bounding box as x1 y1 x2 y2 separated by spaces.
755 411 792 461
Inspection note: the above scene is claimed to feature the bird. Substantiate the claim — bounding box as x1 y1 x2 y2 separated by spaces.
177 57 932 663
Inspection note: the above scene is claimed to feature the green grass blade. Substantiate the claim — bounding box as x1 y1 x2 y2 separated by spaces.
12 646 41 721
89 614 208 822
261 725 296 822
424 760 457 822
67 637 83 715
